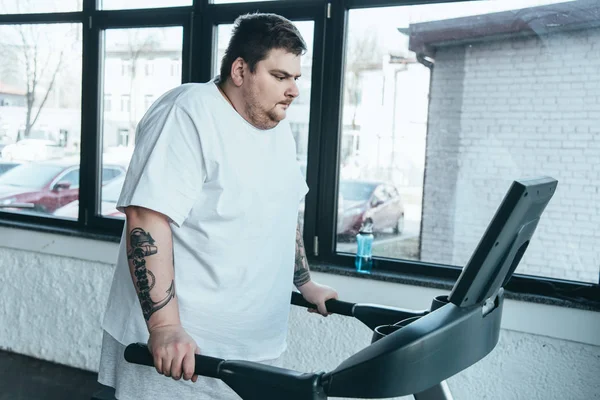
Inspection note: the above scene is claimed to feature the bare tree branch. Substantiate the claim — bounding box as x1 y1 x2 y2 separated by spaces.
125 30 160 132
32 40 39 97
345 28 382 130
17 27 31 95
0 0 77 141
31 50 64 129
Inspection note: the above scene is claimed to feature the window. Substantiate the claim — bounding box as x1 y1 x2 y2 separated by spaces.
121 59 132 77
0 0 595 306
334 1 600 285
290 122 309 155
336 7 429 261
100 26 184 219
98 174 126 218
145 59 154 77
120 95 130 112
170 59 181 78
99 166 127 218
117 129 130 147
0 23 82 218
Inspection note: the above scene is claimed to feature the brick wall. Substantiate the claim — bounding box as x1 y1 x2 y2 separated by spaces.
422 29 600 283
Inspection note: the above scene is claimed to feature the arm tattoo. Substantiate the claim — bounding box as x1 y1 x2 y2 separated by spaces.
127 227 176 321
294 227 311 287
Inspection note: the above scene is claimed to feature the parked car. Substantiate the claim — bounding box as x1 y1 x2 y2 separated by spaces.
1 139 64 161
0 161 22 176
337 180 405 236
296 161 345 233
54 175 125 219
298 193 345 234
0 159 126 214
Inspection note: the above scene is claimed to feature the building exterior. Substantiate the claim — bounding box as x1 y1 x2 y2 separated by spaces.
0 82 26 108
409 0 600 282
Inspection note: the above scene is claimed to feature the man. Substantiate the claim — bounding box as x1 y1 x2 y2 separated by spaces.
97 12 338 400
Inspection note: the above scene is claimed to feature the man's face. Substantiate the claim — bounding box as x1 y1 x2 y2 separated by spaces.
242 48 301 130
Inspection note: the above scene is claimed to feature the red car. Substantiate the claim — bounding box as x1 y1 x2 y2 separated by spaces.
337 180 405 236
0 159 126 214
54 175 125 219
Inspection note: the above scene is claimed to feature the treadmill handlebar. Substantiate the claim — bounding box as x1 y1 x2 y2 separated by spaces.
124 343 223 379
124 294 355 378
291 291 355 316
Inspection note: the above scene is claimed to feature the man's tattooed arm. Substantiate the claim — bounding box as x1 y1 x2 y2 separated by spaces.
294 226 311 288
127 227 176 321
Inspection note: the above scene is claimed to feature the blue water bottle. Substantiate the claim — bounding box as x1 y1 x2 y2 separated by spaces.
355 218 374 273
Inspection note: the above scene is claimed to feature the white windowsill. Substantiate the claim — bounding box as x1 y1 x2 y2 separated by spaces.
1 225 598 347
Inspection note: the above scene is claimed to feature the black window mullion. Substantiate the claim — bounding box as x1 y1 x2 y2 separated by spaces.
301 6 327 257
181 10 194 84
83 0 96 13
314 0 346 260
92 7 192 29
0 12 83 24
0 213 81 230
88 213 125 234
78 0 101 232
206 1 324 24
192 2 215 83
181 3 196 83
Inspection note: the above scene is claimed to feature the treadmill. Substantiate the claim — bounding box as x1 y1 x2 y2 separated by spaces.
124 176 558 400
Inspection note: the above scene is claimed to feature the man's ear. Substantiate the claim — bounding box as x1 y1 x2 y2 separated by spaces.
230 57 246 87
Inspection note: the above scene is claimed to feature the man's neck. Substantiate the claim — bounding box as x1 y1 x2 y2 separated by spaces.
216 80 235 108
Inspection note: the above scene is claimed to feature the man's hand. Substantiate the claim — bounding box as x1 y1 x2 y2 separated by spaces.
147 324 200 382
298 281 338 316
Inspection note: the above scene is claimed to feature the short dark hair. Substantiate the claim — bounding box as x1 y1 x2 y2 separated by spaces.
219 13 307 82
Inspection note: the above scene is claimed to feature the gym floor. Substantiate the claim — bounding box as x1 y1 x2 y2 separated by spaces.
0 349 105 400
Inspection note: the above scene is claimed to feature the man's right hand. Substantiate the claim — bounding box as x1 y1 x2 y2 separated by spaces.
147 324 200 382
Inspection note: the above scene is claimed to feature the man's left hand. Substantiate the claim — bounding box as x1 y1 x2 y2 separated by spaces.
298 281 338 317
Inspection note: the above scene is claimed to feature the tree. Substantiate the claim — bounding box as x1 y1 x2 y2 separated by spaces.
344 28 383 130
122 29 160 134
18 26 65 140
0 0 80 142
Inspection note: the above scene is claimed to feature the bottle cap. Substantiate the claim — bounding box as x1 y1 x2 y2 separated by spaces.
359 218 373 234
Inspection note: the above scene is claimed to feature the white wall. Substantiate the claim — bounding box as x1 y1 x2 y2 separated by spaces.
0 226 599 399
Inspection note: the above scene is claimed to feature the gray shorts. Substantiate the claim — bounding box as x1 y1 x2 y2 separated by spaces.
98 331 283 400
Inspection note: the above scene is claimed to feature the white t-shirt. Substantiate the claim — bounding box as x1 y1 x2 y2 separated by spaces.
102 80 308 362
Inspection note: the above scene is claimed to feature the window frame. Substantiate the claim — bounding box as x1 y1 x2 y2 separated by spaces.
0 0 597 309
315 0 599 307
